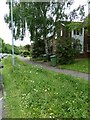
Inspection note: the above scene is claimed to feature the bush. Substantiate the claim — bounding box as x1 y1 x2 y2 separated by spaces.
14 46 19 55
31 40 45 58
23 50 30 57
56 37 82 64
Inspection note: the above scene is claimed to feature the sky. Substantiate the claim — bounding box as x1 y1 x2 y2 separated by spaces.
0 0 88 46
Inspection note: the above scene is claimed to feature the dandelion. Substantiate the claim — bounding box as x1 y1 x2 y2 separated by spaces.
50 113 53 116
31 80 34 83
49 116 52 118
34 89 38 92
45 89 47 92
36 72 38 75
20 109 24 112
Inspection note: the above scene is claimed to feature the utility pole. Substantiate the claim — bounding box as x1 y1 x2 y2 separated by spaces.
11 0 14 65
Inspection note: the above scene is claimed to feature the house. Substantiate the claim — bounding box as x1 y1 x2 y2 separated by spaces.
49 20 90 58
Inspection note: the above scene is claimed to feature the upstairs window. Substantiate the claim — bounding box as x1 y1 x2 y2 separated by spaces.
80 28 82 35
77 30 79 35
74 30 76 35
73 29 83 35
60 29 63 36
87 44 90 52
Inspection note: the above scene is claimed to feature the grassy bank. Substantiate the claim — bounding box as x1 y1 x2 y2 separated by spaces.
58 58 89 74
2 56 88 118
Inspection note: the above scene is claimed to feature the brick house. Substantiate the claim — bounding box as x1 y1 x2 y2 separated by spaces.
48 20 90 58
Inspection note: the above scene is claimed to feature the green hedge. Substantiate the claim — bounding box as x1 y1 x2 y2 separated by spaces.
56 37 82 64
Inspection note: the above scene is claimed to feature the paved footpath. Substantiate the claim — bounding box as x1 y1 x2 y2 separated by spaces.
18 56 90 80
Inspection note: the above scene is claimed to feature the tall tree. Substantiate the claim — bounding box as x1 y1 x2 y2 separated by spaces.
4 0 85 56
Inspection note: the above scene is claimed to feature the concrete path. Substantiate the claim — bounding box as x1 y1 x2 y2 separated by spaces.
18 56 89 80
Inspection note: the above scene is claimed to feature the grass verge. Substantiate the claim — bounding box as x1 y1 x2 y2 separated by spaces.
58 58 89 74
2 56 88 118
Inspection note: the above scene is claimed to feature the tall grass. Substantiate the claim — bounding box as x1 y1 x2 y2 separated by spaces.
58 59 89 74
2 57 88 118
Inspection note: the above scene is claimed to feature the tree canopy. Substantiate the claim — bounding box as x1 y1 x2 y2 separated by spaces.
4 0 85 56
0 37 19 54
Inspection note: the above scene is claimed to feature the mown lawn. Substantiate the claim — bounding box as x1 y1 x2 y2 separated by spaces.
2 56 88 118
58 58 89 74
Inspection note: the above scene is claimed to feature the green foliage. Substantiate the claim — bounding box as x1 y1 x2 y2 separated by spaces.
58 58 89 74
5 44 12 54
4 1 85 56
2 56 88 118
31 40 45 58
67 14 89 32
83 15 90 32
0 38 3 52
67 22 83 31
0 38 10 53
56 37 82 64
0 37 19 54
24 44 31 51
14 46 19 55
22 50 30 57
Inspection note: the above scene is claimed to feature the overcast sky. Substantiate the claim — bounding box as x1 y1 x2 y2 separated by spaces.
0 0 88 46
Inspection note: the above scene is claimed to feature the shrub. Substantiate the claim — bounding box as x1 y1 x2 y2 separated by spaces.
23 50 30 57
56 37 82 64
31 40 45 58
14 46 19 55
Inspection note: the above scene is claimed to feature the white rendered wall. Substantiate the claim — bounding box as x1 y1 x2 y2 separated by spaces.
72 28 84 53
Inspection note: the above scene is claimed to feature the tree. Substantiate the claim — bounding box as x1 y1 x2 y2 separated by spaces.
4 0 85 58
0 38 3 52
31 39 45 58
0 37 20 54
0 38 6 53
24 44 31 51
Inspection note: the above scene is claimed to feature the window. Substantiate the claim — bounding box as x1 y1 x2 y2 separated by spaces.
55 33 57 39
80 28 82 35
60 29 63 36
73 29 83 35
87 44 90 52
77 30 79 35
74 30 76 35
